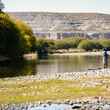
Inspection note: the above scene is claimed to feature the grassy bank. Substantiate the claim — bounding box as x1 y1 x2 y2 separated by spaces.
0 75 110 104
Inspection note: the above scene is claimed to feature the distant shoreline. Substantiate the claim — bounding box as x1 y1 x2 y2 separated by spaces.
52 51 110 56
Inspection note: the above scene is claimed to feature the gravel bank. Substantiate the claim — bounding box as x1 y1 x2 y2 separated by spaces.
1 99 110 110
2 68 110 81
1 68 110 110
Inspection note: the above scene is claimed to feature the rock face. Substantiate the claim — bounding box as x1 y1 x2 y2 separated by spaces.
8 12 110 39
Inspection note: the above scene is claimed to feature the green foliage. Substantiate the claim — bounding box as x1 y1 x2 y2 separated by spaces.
29 36 37 52
78 39 103 51
14 18 37 52
15 19 33 37
54 37 82 49
45 39 55 52
23 35 37 52
91 40 102 50
0 13 37 59
35 38 110 56
0 13 26 58
99 39 110 49
36 38 54 58
78 40 95 51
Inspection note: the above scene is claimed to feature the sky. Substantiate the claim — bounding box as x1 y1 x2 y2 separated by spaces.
2 0 110 14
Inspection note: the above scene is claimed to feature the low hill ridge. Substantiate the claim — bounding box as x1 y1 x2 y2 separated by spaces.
8 12 110 38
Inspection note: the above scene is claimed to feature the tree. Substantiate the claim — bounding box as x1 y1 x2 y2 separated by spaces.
36 39 49 58
15 19 33 37
14 18 37 52
0 13 32 59
78 40 95 51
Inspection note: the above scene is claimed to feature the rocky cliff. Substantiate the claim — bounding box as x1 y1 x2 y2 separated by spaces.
8 12 110 38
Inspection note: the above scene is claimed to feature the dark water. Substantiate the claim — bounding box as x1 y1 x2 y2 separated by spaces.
0 55 110 78
0 59 37 78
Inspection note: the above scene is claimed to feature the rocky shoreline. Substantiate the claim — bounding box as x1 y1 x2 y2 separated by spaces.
1 99 110 110
3 68 110 81
1 68 110 110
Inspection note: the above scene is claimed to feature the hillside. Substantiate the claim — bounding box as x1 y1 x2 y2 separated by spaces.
8 12 110 38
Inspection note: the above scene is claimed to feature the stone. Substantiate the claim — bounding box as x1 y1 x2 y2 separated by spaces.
71 104 82 109
102 104 110 110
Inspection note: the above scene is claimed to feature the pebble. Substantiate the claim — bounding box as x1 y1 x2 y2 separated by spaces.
1 69 110 109
2 68 110 81
1 101 110 110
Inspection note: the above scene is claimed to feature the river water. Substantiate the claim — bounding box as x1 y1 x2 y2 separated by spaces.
37 55 104 73
0 55 110 78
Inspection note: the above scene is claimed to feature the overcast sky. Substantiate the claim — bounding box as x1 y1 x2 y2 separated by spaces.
2 0 110 14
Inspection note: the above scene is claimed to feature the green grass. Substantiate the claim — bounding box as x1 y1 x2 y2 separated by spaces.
0 77 109 104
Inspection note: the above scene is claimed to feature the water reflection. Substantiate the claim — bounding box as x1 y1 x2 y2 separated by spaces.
0 59 37 78
0 55 110 78
37 55 105 73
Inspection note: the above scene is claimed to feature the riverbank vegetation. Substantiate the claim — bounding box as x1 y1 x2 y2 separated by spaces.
36 38 54 58
0 12 36 59
1 12 110 59
35 37 110 57
54 38 110 51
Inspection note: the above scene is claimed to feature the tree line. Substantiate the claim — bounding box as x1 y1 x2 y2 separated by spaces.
1 12 110 59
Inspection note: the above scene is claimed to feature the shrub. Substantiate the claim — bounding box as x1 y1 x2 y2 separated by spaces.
91 40 103 50
36 38 54 58
0 12 36 59
15 19 33 37
14 18 37 52
54 40 70 49
0 13 25 58
99 39 110 50
78 40 95 51
54 37 82 49
67 37 82 48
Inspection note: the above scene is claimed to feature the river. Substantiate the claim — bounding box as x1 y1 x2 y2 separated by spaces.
0 55 110 78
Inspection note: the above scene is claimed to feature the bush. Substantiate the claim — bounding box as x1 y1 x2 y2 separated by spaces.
23 35 36 52
99 39 110 50
14 18 37 52
0 12 36 59
0 13 25 58
91 40 103 50
36 38 54 58
67 37 82 48
78 40 95 51
15 19 33 37
54 37 82 49
78 39 104 51
54 40 70 49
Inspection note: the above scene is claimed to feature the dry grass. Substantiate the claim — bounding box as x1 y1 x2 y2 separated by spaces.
0 76 109 104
